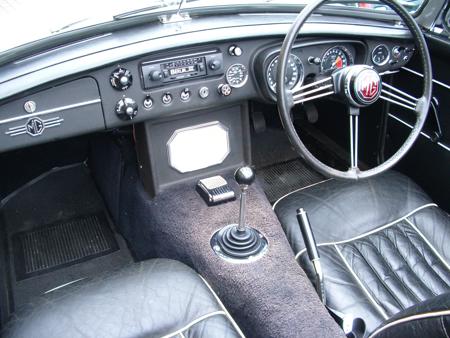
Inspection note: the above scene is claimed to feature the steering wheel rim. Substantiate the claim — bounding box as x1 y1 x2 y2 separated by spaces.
277 0 432 180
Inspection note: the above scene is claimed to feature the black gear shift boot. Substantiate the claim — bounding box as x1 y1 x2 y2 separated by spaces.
211 224 268 261
210 166 268 262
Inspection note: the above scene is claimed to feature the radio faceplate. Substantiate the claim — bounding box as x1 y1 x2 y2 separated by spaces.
141 51 224 89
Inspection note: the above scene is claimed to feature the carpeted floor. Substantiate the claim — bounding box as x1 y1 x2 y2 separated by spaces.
258 159 325 204
0 164 134 320
102 150 344 337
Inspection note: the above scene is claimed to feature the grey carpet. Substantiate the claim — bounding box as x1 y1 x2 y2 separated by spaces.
119 171 344 338
0 164 134 316
258 159 325 204
251 128 299 168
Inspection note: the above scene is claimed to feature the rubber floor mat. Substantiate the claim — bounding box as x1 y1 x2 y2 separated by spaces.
258 159 325 204
12 212 118 280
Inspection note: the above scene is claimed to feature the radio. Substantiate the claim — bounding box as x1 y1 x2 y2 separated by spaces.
141 51 224 89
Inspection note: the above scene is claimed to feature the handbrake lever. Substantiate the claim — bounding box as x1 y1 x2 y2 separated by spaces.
296 208 326 303
296 208 366 338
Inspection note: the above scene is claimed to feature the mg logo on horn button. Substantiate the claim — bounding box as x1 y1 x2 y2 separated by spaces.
354 69 381 104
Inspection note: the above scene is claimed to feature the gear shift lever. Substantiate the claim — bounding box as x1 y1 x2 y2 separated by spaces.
235 166 255 232
211 166 268 262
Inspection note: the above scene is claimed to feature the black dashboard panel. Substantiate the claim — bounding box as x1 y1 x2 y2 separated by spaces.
0 11 416 153
0 78 103 152
92 40 265 129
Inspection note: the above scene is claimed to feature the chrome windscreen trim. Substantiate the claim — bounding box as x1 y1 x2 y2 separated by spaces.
0 98 101 125
0 21 410 100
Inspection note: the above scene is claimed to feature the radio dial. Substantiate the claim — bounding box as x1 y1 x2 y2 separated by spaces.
150 70 163 81
209 59 222 71
110 67 133 91
115 97 138 120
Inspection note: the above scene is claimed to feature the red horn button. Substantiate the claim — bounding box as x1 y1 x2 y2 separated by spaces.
355 69 381 104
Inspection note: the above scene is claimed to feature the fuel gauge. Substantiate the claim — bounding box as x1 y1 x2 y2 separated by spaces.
372 44 390 66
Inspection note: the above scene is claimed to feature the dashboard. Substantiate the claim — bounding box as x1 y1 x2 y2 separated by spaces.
0 13 414 153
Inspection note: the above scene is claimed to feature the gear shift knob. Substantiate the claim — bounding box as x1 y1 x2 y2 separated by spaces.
234 166 255 187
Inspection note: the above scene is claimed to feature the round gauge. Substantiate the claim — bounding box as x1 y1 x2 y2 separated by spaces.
226 63 249 88
372 44 390 66
266 54 304 93
320 46 352 74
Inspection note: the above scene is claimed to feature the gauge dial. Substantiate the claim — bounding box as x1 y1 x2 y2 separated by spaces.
226 64 249 88
372 44 390 66
266 54 304 93
320 46 353 73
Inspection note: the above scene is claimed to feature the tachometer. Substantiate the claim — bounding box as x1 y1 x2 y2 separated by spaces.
266 54 304 93
320 46 353 74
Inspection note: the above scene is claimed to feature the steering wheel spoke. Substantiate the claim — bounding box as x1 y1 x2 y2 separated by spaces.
292 76 335 104
349 108 359 170
379 82 419 112
277 0 431 180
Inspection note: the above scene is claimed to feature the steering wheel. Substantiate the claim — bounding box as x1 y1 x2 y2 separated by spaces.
277 0 432 180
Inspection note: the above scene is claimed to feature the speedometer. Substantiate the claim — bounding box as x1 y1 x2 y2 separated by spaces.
320 46 353 74
266 54 304 93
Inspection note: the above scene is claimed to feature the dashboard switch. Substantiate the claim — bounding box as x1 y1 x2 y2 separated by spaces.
162 92 173 105
199 86 209 99
218 84 232 97
143 96 153 109
229 45 243 57
180 88 191 102
110 67 133 91
392 46 402 59
115 97 138 120
308 56 321 65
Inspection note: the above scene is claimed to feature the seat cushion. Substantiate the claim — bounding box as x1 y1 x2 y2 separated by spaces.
3 259 243 338
274 171 450 334
370 292 450 338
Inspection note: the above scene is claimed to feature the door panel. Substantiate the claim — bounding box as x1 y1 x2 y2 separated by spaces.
386 30 450 212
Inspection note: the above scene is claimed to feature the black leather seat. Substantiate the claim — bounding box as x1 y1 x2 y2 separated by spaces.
2 259 243 338
274 171 450 337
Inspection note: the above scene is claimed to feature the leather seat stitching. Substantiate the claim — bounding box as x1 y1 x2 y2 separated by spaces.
441 316 450 338
386 227 446 302
386 229 437 302
399 223 450 291
161 311 227 338
199 276 246 338
294 203 438 260
405 218 450 272
343 241 404 312
334 244 389 319
271 178 333 210
367 231 423 304
367 310 450 338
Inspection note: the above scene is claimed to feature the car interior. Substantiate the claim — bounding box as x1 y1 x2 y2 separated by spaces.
0 0 449 337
